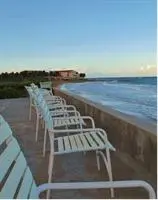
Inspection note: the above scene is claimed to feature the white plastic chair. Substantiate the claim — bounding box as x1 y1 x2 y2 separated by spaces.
0 115 156 199
32 87 96 156
25 86 37 120
25 86 67 120
37 98 116 198
39 87 66 105
31 84 95 127
26 85 86 142
40 81 52 92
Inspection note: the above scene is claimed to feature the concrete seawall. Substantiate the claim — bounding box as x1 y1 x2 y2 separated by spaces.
54 88 157 179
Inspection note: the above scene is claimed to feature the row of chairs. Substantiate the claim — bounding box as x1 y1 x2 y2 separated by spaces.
23 82 156 199
0 83 156 199
25 83 116 198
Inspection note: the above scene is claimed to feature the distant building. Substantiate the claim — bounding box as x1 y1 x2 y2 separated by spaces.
48 69 85 80
58 70 79 79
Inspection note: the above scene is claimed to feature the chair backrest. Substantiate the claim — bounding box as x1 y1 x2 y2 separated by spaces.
31 84 47 112
25 86 32 96
31 83 51 98
25 86 35 102
31 83 66 105
25 86 40 113
40 81 52 90
0 116 38 199
31 84 54 130
36 95 54 130
32 83 52 96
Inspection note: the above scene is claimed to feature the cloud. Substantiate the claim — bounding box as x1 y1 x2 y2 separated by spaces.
139 65 157 75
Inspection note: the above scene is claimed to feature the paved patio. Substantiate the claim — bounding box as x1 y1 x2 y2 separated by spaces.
0 98 156 198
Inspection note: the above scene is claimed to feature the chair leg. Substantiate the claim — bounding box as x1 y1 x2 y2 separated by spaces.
97 150 114 198
43 126 47 157
65 124 69 136
96 151 100 171
42 119 45 128
35 113 39 142
29 99 32 121
41 118 45 129
40 118 43 126
46 154 54 199
106 148 114 198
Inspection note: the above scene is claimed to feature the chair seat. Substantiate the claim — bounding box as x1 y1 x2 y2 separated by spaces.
50 109 69 117
44 96 59 102
48 103 64 109
54 130 115 155
53 118 85 128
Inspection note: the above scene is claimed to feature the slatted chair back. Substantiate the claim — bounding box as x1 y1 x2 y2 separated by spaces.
25 86 42 117
40 81 52 90
31 90 43 112
31 84 51 107
25 86 37 105
0 116 39 199
25 85 33 97
31 83 67 107
32 83 51 96
33 89 54 130
40 88 52 96
29 85 51 115
31 86 46 110
25 86 35 102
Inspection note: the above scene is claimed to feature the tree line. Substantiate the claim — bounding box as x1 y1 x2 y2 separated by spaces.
0 70 86 81
0 70 48 81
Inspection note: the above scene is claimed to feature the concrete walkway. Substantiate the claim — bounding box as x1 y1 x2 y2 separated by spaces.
0 98 156 199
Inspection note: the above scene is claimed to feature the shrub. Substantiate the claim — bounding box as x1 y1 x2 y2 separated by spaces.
0 79 45 99
0 87 24 99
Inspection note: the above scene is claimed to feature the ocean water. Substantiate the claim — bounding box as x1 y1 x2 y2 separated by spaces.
60 77 157 123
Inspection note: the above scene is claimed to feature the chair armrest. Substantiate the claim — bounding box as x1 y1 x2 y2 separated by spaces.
50 104 77 111
53 116 94 128
46 98 66 105
50 110 80 117
37 180 156 199
53 127 101 134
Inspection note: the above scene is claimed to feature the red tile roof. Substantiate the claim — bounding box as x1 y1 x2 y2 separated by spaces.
55 70 78 73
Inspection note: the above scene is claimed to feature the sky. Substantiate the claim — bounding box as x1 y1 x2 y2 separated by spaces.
0 0 156 77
